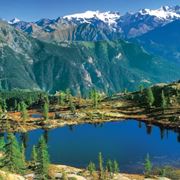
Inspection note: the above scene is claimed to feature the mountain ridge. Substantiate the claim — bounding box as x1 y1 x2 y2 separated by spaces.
0 20 179 94
135 20 180 63
8 5 180 42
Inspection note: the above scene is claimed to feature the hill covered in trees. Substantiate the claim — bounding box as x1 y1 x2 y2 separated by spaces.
0 20 180 95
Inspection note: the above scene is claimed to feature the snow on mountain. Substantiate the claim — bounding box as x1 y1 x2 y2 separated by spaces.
8 5 180 40
139 6 180 20
8 18 21 24
63 11 121 26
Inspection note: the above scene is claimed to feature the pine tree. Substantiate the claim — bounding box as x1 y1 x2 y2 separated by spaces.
17 103 21 112
20 101 29 124
87 161 96 175
161 90 167 109
98 152 104 179
58 91 65 106
144 154 152 177
3 133 25 174
145 88 155 108
0 134 5 152
106 159 113 173
14 100 18 111
93 90 99 108
43 102 49 121
27 96 33 106
31 145 37 162
44 95 49 105
35 136 50 179
21 143 26 170
90 89 100 108
2 99 7 112
106 159 113 178
113 160 119 174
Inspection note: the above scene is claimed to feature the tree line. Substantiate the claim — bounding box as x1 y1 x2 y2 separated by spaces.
0 131 50 179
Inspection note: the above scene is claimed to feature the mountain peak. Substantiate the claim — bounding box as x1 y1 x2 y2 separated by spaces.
139 6 180 20
63 10 121 25
8 18 21 24
160 5 170 11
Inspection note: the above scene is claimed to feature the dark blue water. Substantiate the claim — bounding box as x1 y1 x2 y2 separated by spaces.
31 114 43 118
16 120 180 173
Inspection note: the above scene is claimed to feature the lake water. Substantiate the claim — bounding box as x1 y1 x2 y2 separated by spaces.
15 120 180 173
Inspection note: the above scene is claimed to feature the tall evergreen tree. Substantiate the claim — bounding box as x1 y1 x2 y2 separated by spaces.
2 133 25 174
58 91 65 106
161 90 167 109
87 161 96 175
113 160 119 174
20 101 29 124
98 152 104 179
17 103 21 112
106 159 113 173
43 102 49 121
35 136 50 179
144 154 152 177
90 89 100 108
27 96 33 106
21 143 26 170
2 99 7 112
0 134 5 152
14 100 18 111
145 88 155 108
31 145 37 162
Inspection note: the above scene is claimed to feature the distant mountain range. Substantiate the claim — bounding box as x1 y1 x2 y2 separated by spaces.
0 5 179 94
9 5 180 41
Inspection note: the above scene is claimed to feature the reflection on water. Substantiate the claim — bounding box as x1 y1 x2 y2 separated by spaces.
20 132 29 148
177 133 180 143
2 120 180 173
43 130 49 143
145 124 152 135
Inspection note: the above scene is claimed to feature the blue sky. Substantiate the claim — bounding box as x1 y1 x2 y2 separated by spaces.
0 0 179 21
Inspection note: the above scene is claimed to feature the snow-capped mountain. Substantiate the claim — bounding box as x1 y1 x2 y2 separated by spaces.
64 11 121 26
117 5 180 38
139 6 180 20
9 5 180 41
8 18 21 24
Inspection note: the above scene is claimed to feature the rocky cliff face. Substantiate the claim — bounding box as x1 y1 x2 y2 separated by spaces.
0 20 180 94
134 20 180 64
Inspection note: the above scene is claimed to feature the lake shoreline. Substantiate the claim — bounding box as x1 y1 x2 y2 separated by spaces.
0 106 179 133
0 81 180 133
1 164 171 180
